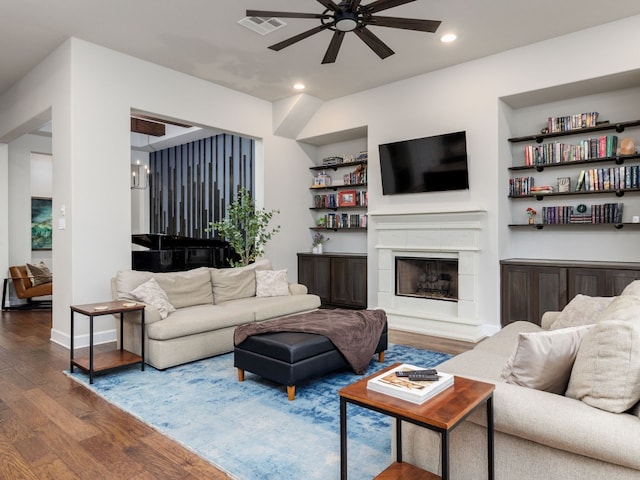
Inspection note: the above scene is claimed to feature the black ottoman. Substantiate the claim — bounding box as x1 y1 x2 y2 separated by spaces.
234 323 387 400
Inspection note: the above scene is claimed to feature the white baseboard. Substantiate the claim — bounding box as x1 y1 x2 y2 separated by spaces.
51 328 117 350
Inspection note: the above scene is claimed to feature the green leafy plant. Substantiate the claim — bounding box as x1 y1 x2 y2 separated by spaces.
207 187 280 267
312 232 329 247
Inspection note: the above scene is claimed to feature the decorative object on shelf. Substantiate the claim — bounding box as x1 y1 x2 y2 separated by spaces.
207 187 281 267
311 232 329 254
322 156 343 166
338 190 357 207
313 170 332 188
526 207 537 224
557 177 571 193
316 217 326 227
620 138 636 155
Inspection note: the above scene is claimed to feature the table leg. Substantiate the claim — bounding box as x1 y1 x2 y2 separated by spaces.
396 418 402 463
441 430 450 480
340 398 347 480
119 312 124 351
89 315 94 384
487 395 494 480
140 308 145 371
70 310 75 373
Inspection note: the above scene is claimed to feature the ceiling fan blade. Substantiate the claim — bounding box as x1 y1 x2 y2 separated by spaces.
246 10 330 20
362 0 416 14
354 26 394 59
348 0 363 11
322 31 346 64
316 0 341 13
368 15 441 32
268 23 334 51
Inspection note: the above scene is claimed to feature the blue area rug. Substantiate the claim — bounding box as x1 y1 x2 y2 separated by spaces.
66 344 451 479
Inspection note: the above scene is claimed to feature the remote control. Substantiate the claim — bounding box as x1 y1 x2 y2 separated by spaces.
396 369 437 377
407 372 440 382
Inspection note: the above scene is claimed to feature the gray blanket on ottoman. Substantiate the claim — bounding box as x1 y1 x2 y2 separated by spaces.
234 309 387 374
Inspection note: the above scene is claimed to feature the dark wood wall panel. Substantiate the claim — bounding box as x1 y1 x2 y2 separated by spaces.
149 133 255 237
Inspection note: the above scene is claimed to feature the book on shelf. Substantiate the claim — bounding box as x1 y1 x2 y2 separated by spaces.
366 364 454 404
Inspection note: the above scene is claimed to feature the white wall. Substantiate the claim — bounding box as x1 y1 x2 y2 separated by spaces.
0 38 306 348
295 15 640 335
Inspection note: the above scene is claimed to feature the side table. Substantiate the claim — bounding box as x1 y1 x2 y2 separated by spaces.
339 362 495 480
70 301 145 383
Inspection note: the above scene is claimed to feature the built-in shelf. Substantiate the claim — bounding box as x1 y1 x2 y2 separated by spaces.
509 222 640 229
309 159 367 171
310 182 367 192
509 153 640 172
310 226 367 231
508 119 640 143
509 187 640 200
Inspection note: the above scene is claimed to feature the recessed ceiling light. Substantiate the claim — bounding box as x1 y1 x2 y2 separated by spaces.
293 83 306 91
440 33 457 43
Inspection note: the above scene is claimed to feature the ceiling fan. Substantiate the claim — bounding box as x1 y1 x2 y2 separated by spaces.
247 0 441 64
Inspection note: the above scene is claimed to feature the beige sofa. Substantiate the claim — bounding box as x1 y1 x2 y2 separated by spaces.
400 282 640 479
111 259 321 370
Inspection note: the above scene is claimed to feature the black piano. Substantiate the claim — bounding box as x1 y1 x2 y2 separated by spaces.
131 234 237 272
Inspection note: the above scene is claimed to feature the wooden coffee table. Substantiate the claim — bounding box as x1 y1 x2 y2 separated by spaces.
339 362 495 480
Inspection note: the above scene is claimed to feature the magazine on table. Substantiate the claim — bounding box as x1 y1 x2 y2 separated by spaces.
367 364 454 404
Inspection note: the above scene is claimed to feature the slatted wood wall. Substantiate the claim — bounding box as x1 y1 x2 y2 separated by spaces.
149 133 255 237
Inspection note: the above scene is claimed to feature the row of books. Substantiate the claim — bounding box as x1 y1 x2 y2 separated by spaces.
576 165 640 191
313 191 368 208
323 213 368 229
509 176 535 196
523 135 618 165
539 203 623 224
343 166 367 185
547 112 599 133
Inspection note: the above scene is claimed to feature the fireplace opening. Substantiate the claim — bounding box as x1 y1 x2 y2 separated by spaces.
395 257 459 302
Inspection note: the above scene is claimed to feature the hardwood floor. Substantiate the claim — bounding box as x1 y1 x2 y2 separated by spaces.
0 310 476 479
0 310 230 480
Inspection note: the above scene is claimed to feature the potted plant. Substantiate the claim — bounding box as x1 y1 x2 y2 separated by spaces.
207 187 280 267
312 232 329 254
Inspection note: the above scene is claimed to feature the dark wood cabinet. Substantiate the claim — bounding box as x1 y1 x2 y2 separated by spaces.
297 253 367 309
501 259 640 326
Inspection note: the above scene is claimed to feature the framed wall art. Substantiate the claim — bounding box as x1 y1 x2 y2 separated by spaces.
31 197 52 250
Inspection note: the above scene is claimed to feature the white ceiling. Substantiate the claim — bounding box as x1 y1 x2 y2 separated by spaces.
2 1 640 102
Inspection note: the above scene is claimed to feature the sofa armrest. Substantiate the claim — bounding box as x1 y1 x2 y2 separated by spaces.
541 311 560 330
288 283 308 295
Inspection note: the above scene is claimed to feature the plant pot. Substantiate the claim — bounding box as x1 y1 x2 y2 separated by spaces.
528 218 535 225
312 246 319 254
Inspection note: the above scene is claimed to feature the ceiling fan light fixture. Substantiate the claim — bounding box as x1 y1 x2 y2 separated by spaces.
293 82 306 90
335 12 358 32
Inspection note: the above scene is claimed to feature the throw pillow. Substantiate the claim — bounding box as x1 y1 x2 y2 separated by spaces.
550 294 615 330
130 278 176 319
256 269 290 298
566 320 640 413
595 294 640 323
500 325 595 394
26 261 52 286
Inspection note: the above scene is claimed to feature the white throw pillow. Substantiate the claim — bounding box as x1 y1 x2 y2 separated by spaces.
501 325 594 394
621 280 640 297
550 294 615 330
130 278 176 319
256 269 290 298
566 319 640 413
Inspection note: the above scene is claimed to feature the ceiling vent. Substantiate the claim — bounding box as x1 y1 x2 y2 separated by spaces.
238 16 287 36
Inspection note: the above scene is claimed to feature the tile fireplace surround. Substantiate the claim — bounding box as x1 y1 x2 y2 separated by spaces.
372 209 487 342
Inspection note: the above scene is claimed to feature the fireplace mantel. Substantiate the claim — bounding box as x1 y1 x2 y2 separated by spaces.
373 210 487 342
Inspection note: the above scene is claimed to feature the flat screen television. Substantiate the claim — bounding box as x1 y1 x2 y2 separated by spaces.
378 131 469 195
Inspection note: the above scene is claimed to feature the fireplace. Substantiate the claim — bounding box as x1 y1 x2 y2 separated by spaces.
395 257 458 301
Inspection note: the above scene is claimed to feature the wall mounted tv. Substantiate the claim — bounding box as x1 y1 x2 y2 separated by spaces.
379 131 469 195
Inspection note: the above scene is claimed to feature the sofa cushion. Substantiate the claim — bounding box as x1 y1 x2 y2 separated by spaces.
210 258 272 303
130 278 176 319
146 304 256 340
550 294 615 330
501 325 594 394
239 294 321 322
154 267 213 308
621 280 640 297
115 270 154 301
566 319 640 413
256 269 290 297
